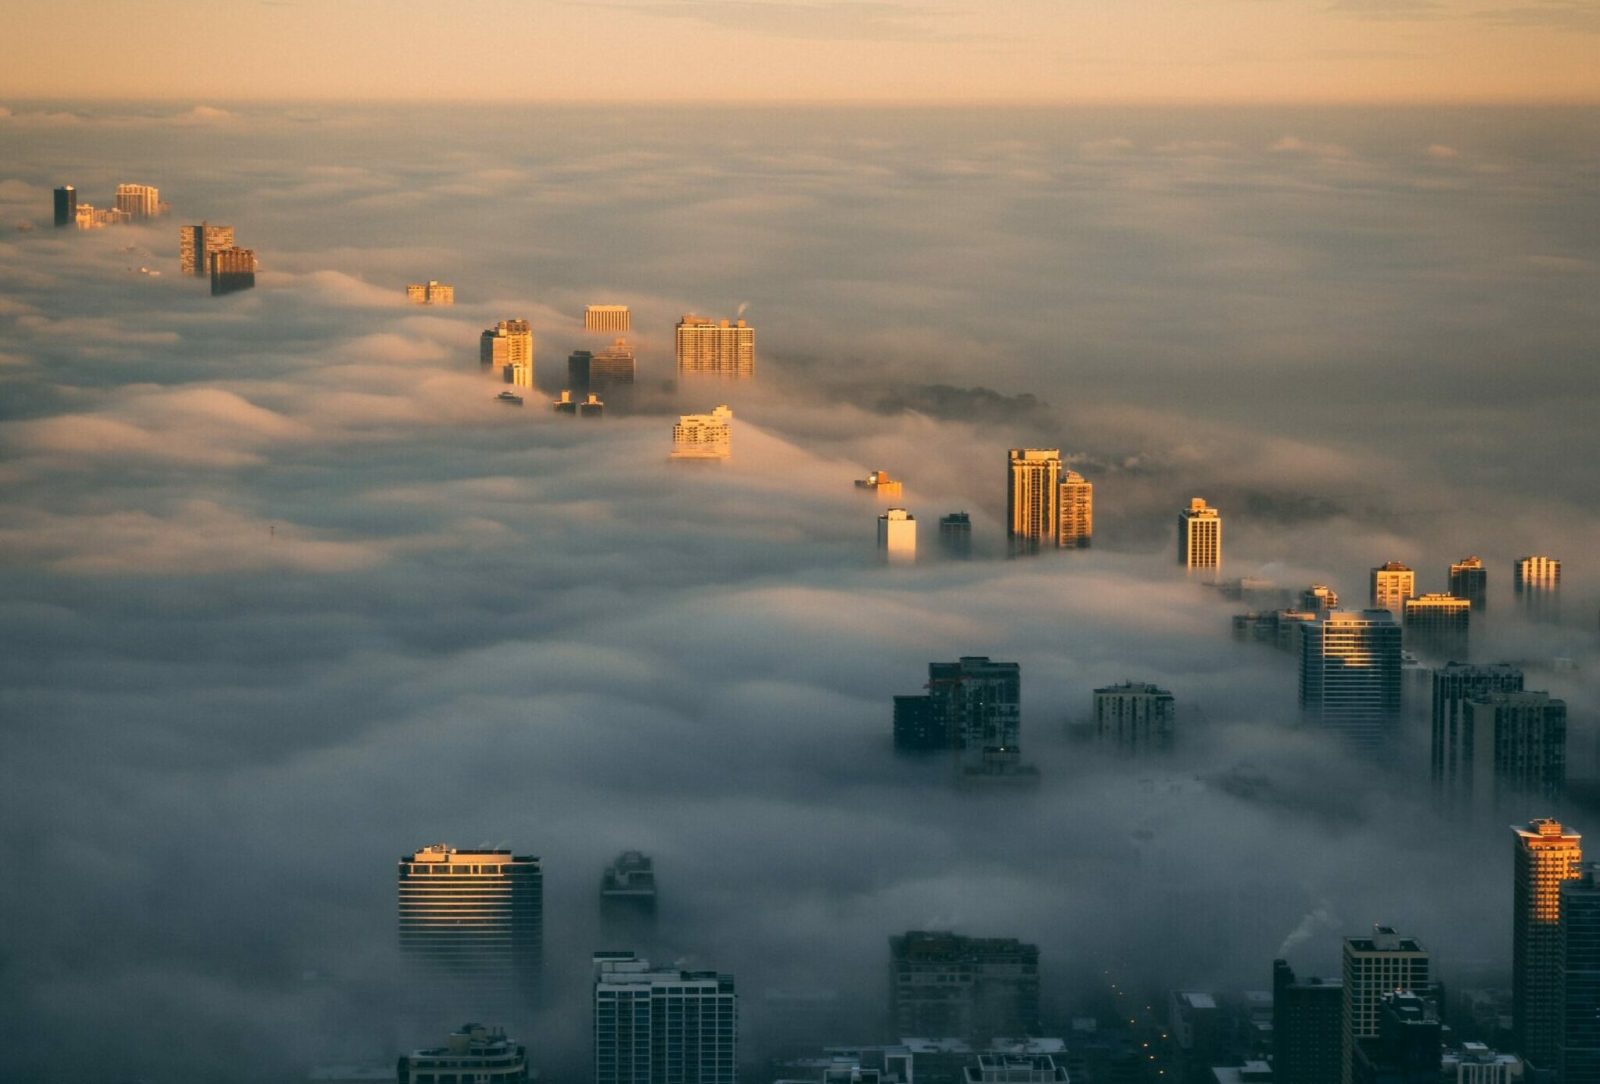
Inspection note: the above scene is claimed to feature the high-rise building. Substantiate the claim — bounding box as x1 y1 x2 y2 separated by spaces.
1465 694 1567 806
399 1024 531 1084
1093 681 1175 753
1515 557 1561 623
1341 926 1431 1084
1351 993 1441 1084
671 406 733 460
1450 557 1488 612
600 852 656 946
889 931 1040 1041
483 320 534 383
53 185 76 227
891 657 1021 754
1370 563 1415 618
505 361 533 389
398 844 543 1011
1512 819 1582 1072
1403 594 1471 661
1057 470 1092 548
114 183 162 217
1303 585 1340 614
1561 863 1600 1084
589 339 636 396
939 513 973 559
1300 610 1403 747
675 314 754 378
1007 449 1061 554
179 222 236 277
855 471 904 499
593 952 737 1084
1273 959 1342 1084
878 508 916 564
585 305 631 333
407 280 454 305
1431 662 1525 794
1178 498 1222 572
209 247 257 296
568 351 595 396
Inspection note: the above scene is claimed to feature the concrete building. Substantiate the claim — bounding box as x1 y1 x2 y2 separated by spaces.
879 508 917 565
1057 471 1092 548
1431 663 1525 795
593 952 737 1084
963 1054 1068 1084
856 471 904 499
1441 1043 1522 1084
585 304 631 332
940 513 973 559
1234 609 1318 652
1303 585 1340 614
53 185 76 227
1300 610 1403 747
179 222 235 276
889 931 1040 1041
1093 681 1175 753
1562 864 1600 1084
1178 498 1222 573
1450 557 1488 612
1465 694 1567 807
573 338 637 400
398 1023 531 1084
1403 594 1471 661
676 314 754 378
209 247 256 296
1341 927 1431 1084
1273 959 1342 1084
483 320 535 384
114 183 162 217
1512 819 1582 1073
1007 449 1061 554
671 405 733 460
1351 993 1440 1084
1370 563 1415 619
1514 557 1560 623
407 280 454 305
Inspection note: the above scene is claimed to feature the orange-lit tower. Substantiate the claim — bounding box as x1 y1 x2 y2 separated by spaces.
1512 818 1582 1072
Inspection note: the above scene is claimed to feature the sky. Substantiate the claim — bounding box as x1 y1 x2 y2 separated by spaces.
3 0 1599 102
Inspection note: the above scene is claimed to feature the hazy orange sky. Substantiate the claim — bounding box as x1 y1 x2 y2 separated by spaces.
4 0 1597 102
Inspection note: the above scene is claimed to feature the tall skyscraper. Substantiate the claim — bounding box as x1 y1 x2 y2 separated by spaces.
1273 959 1342 1084
1431 662 1525 794
1007 449 1061 554
209 247 256 296
1093 681 1175 752
585 304 631 332
1466 694 1567 806
892 657 1021 753
675 314 754 378
407 280 454 304
1513 819 1582 1072
671 406 733 460
1303 584 1340 614
398 844 544 1011
589 339 636 395
1341 926 1431 1084
482 320 534 385
1561 863 1600 1084
53 185 76 227
1178 497 1222 572
179 222 235 277
593 952 737 1084
1300 610 1403 747
114 183 162 217
1403 594 1471 661
889 931 1040 1041
1515 557 1561 622
1370 563 1416 618
399 1024 531 1084
878 508 916 564
939 512 973 559
1450 557 1488 612
1057 470 1093 548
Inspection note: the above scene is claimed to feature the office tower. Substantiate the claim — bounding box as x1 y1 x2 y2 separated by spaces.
600 852 656 946
1431 662 1525 793
1300 610 1402 747
878 508 916 564
399 1024 531 1084
504 362 533 389
1351 993 1441 1084
114 183 162 217
1303 585 1340 614
1341 926 1431 1084
1093 681 1175 753
1007 449 1061 554
568 350 595 396
1274 960 1342 1084
407 280 454 305
1450 557 1488 612
940 513 973 559
209 247 256 296
398 845 543 1009
1465 694 1567 805
579 394 604 418
1515 557 1561 622
589 339 636 395
585 304 631 332
675 314 754 378
178 222 235 276
891 657 1021 754
671 405 733 460
1057 470 1093 548
1169 991 1225 1084
593 952 737 1084
1178 497 1222 571
1513 819 1582 1072
482 320 534 384
888 931 1040 1040
1404 594 1471 661
53 185 76 227
1370 563 1415 618
855 471 904 499
1561 863 1600 1084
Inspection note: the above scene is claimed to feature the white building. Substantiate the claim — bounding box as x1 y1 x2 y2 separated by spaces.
676 314 755 378
1178 497 1222 572
878 508 916 564
594 952 737 1084
672 405 733 459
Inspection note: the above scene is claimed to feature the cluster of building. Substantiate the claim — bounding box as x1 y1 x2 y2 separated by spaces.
51 183 260 295
53 182 167 229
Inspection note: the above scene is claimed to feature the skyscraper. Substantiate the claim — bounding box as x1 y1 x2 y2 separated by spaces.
891 657 1021 753
1431 662 1525 794
589 339 636 396
889 931 1040 1041
1370 563 1415 618
878 508 916 564
1178 497 1222 572
482 320 534 385
1300 610 1403 747
1515 557 1561 622
1093 681 1175 753
593 952 737 1084
179 222 235 277
1449 557 1488 612
939 512 973 559
1303 584 1340 614
1007 449 1061 554
671 406 733 459
1466 694 1567 807
1403 594 1471 661
1561 863 1600 1084
675 314 754 378
1512 819 1582 1072
585 304 631 332
114 183 162 217
53 185 76 227
1341 926 1431 1084
209 247 256 295
1273 959 1342 1084
1057 470 1093 548
398 844 544 1011
407 280 454 304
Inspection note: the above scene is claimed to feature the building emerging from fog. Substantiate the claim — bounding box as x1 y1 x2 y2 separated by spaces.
1007 449 1061 554
585 304 631 332
179 222 235 276
1341 926 1431 1084
1274 959 1342 1084
1303 585 1339 614
407 280 454 305
1513 819 1582 1074
1370 563 1415 618
676 314 754 378
856 471 904 499
1178 497 1221 572
671 405 733 459
593 952 737 1084
1403 594 1471 661
114 183 163 218
1093 681 1175 753
940 513 973 559
399 1023 531 1084
1299 610 1402 747
1450 557 1488 611
893 657 1021 755
878 508 916 564
1431 662 1525 796
483 320 535 387
1466 694 1568 807
1514 556 1560 623
889 931 1040 1041
1561 864 1600 1084
1057 470 1092 548
53 185 75 227
209 247 256 296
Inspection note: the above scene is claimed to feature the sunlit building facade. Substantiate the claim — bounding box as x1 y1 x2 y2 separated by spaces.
1341 926 1430 1084
1007 449 1060 554
179 222 236 276
1370 563 1415 619
1450 557 1488 612
1178 497 1221 572
1093 681 1175 753
878 508 916 564
483 319 534 382
1403 594 1471 662
675 314 754 378
671 405 733 459
939 512 972 559
593 952 737 1084
1513 819 1582 1073
407 280 454 305
114 183 162 217
855 471 903 499
1515 557 1561 623
1431 662 1525 795
585 304 631 333
1057 470 1092 548
1303 584 1339 614
1300 610 1402 747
